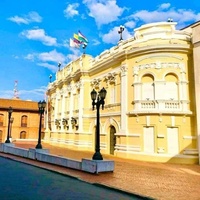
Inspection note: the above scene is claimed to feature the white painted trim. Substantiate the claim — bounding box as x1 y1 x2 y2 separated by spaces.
183 136 197 139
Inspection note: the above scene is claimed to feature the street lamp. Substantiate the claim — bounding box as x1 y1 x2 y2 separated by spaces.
36 100 46 149
9 117 14 140
5 107 13 143
118 25 125 41
49 74 52 83
91 87 107 160
58 62 61 71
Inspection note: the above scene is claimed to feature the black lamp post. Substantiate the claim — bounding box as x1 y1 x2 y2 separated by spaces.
49 74 52 83
5 106 13 143
91 87 107 160
118 25 125 41
9 117 14 139
58 62 61 71
36 100 46 149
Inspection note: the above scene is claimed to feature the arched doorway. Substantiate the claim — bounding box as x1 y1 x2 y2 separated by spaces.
110 126 116 155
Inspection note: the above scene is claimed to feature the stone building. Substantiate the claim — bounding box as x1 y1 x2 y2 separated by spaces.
45 21 200 164
0 98 43 142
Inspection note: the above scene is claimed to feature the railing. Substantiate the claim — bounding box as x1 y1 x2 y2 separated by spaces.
165 101 179 109
141 101 156 109
133 100 190 113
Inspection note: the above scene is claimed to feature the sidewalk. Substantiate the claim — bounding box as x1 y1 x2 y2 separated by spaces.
2 141 200 200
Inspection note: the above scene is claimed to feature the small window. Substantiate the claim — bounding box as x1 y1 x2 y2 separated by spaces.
21 115 28 127
20 131 26 139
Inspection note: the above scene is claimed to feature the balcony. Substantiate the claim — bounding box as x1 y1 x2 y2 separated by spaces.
131 100 192 114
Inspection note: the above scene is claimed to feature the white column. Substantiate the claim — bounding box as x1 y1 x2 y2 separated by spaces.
192 23 200 164
78 81 84 132
120 64 128 133
69 87 74 131
52 92 58 132
61 94 65 132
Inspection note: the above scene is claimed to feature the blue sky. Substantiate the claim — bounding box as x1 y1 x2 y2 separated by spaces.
0 0 200 101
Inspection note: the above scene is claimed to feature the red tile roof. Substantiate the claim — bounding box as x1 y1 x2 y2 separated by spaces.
0 98 39 111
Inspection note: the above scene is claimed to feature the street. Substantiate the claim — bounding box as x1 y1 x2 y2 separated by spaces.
0 157 141 200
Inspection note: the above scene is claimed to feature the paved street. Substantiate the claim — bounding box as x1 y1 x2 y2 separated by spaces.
1 141 200 200
0 157 141 200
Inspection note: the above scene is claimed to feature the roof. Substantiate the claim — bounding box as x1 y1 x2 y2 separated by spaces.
0 98 38 111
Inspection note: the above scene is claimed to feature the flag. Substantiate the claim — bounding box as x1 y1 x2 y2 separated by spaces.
70 31 88 49
78 30 88 43
73 33 81 42
74 33 88 46
70 38 80 48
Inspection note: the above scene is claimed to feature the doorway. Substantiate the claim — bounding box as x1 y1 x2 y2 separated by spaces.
110 126 116 155
167 127 179 154
143 126 155 153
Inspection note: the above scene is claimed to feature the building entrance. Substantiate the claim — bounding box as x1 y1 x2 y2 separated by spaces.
110 126 116 155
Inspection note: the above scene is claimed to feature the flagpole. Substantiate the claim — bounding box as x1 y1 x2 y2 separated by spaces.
82 44 86 55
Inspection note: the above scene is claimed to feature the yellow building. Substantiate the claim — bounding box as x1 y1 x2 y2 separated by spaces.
46 21 200 164
0 98 44 142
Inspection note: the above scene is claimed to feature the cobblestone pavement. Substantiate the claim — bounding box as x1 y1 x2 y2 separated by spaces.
1 141 200 200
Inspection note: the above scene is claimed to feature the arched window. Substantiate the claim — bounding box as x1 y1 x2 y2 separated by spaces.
142 74 155 100
164 73 178 100
20 131 26 139
21 115 27 127
0 114 4 126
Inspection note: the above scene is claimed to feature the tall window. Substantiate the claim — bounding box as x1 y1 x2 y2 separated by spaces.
164 73 178 100
0 114 3 126
58 98 61 114
74 90 79 110
21 115 27 127
110 83 115 104
142 74 154 100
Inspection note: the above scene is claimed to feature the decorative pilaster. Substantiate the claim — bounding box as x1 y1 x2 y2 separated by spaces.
76 80 84 132
120 64 128 133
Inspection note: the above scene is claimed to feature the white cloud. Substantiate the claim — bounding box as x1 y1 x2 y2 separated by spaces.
0 86 47 101
125 21 136 29
92 39 101 46
158 3 171 10
129 5 200 28
102 26 132 44
83 0 124 27
19 86 47 101
21 29 57 46
37 62 58 72
24 48 81 72
67 48 81 61
24 53 36 61
8 11 42 25
38 50 66 63
0 90 13 99
64 3 79 18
